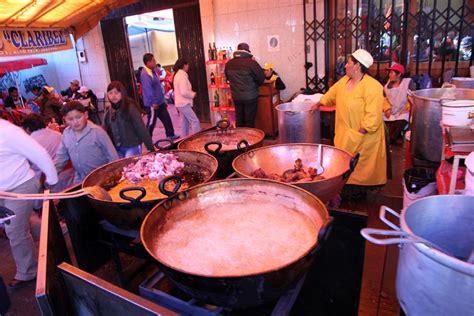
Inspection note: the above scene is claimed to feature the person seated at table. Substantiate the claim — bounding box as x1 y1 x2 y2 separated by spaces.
262 63 286 90
382 63 415 144
26 86 42 113
21 114 74 193
55 101 118 184
4 87 26 109
76 86 100 125
60 79 80 100
39 86 63 125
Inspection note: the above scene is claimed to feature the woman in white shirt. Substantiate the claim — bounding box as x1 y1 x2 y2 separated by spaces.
382 63 415 144
172 58 201 137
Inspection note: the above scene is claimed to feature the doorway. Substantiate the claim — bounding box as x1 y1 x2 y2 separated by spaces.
126 9 178 86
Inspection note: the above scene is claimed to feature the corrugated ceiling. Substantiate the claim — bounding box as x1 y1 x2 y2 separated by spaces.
0 0 138 39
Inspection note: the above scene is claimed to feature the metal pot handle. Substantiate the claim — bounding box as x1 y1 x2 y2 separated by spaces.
204 141 223 156
119 187 147 207
317 216 334 244
342 153 360 179
159 176 182 197
361 228 448 254
154 138 173 151
407 89 414 97
310 216 334 256
379 205 401 231
0 206 15 225
441 82 457 89
216 119 231 130
237 140 250 153
361 228 422 245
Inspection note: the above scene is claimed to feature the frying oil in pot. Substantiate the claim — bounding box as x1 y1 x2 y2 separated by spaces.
153 202 317 276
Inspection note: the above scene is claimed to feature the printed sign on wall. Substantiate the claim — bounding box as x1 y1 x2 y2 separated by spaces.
0 28 73 56
267 35 280 52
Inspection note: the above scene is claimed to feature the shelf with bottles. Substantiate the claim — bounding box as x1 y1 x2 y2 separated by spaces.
210 106 235 112
209 89 233 109
208 83 230 89
205 59 230 65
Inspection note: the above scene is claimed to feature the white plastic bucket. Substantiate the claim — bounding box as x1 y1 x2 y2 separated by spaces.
441 100 474 126
451 77 474 89
402 181 437 208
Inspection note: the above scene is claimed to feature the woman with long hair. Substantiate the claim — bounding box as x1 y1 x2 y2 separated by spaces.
104 81 154 158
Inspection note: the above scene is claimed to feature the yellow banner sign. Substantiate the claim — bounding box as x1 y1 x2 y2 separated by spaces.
0 28 73 56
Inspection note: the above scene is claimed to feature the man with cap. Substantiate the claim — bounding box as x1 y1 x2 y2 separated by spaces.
61 79 80 100
263 63 286 90
311 48 387 197
382 62 415 143
225 43 265 127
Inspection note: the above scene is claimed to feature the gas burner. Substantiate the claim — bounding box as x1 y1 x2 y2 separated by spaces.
139 271 307 316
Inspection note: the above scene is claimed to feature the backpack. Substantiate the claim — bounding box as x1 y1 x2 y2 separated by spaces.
412 73 432 90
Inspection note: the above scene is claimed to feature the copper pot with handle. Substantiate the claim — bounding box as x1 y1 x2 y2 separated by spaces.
232 143 359 203
140 178 332 308
81 150 218 230
178 120 265 178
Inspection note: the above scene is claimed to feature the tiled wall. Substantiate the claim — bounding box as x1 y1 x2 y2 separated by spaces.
75 24 111 99
200 0 321 101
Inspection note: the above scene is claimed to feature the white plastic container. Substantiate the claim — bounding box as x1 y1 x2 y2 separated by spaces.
451 77 474 89
441 100 474 126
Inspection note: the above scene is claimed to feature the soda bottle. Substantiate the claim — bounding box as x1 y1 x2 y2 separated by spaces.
210 72 215 85
208 43 213 61
214 90 220 107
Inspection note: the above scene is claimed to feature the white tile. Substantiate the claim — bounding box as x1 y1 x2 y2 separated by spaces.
247 10 260 30
237 12 249 31
258 0 270 10
246 0 258 11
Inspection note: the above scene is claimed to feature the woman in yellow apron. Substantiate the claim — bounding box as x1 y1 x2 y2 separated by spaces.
312 49 387 194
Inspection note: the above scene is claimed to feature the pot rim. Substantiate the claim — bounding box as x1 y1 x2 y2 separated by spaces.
232 143 354 183
441 100 474 108
400 195 474 276
177 127 265 153
140 178 330 278
410 88 474 102
275 102 316 112
82 149 219 204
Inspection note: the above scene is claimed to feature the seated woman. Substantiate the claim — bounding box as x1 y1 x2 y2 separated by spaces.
77 86 100 124
382 63 415 144
262 63 286 90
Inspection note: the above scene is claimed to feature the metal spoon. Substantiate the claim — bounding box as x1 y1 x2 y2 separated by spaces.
0 185 112 201
315 144 325 175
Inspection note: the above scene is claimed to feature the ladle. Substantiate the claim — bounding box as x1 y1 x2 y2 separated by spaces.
0 185 112 201
315 144 324 175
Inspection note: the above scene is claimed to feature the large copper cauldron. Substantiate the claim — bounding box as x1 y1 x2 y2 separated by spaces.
82 150 218 230
232 143 359 203
178 123 265 178
141 178 332 308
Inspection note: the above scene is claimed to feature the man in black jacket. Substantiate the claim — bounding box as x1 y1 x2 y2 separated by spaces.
225 43 265 127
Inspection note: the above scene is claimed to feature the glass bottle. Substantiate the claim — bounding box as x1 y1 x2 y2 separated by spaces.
214 90 220 107
208 43 213 61
210 71 215 85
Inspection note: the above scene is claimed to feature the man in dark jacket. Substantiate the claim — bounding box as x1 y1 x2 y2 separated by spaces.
225 43 265 127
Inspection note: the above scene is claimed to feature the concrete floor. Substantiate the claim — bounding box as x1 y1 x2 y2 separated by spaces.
0 108 406 315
